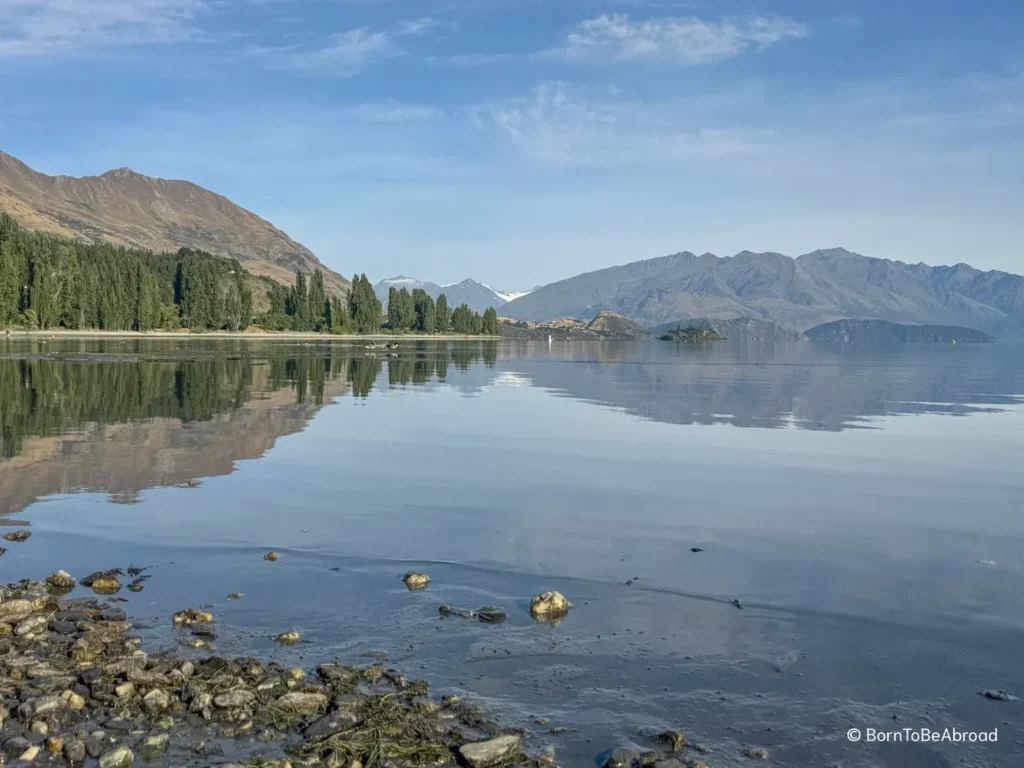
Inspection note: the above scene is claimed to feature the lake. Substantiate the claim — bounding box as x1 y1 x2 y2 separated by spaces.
2 337 1023 767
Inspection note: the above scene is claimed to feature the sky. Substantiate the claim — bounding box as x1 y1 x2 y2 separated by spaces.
1 0 1023 288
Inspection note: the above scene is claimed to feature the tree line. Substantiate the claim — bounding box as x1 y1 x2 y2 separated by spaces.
1 211 501 335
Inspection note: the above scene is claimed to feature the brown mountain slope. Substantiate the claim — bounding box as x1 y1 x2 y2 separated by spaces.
0 150 347 296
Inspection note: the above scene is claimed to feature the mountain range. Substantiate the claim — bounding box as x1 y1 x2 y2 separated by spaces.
501 249 1024 337
374 276 531 314
0 150 347 296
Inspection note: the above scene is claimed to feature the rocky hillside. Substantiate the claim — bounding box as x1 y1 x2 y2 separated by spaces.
499 311 648 340
0 150 347 295
502 249 1024 337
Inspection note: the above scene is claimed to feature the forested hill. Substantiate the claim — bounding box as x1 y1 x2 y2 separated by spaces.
0 211 499 336
0 150 347 296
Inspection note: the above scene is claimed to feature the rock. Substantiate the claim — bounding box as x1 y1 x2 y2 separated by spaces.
63 690 86 710
213 690 257 709
981 689 1019 702
438 605 475 618
602 748 638 768
3 531 30 542
744 747 769 759
476 607 508 624
303 710 361 740
46 570 76 588
46 736 65 753
274 631 301 644
115 682 136 699
189 693 213 713
403 571 430 590
19 745 41 762
19 695 67 719
227 592 244 599
140 733 169 757
127 581 145 593
659 731 689 751
690 547 704 553
143 689 171 715
99 745 135 768
0 599 37 622
272 692 328 716
458 734 523 768
264 552 278 561
15 615 48 636
64 739 86 763
30 720 48 735
530 591 572 618
190 622 216 638
732 599 744 609
172 609 214 625
91 577 121 594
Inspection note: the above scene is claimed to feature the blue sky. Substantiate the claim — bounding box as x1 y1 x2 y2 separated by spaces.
2 0 1022 288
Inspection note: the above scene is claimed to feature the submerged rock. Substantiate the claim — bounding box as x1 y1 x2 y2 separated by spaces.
458 734 523 768
140 733 169 757
530 591 572 618
274 631 301 644
264 552 279 562
173 609 214 626
659 730 689 751
744 746 770 759
227 592 245 599
981 689 1019 702
476 606 508 624
3 531 31 542
602 747 637 768
91 577 121 594
46 570 76 589
403 571 430 590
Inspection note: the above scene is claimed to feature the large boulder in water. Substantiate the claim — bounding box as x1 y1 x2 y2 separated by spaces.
529 591 572 618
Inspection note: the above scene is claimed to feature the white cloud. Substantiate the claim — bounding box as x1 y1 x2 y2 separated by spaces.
561 13 808 64
477 81 758 166
0 0 206 56
257 17 441 76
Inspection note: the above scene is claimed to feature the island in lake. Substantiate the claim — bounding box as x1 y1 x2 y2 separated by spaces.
805 319 995 344
659 324 728 342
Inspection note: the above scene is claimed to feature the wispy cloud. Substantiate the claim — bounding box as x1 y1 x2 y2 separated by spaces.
442 12 806 68
345 101 444 122
255 17 442 76
0 0 207 57
476 81 759 167
561 13 808 64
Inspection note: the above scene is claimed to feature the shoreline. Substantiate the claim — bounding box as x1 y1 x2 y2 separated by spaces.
3 329 500 341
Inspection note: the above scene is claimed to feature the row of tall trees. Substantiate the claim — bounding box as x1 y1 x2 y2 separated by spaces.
384 286 496 335
1 210 502 335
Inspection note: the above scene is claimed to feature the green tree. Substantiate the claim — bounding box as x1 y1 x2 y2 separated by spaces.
309 270 328 331
435 293 450 333
329 295 349 333
481 306 499 335
349 274 382 333
451 303 473 334
413 288 436 333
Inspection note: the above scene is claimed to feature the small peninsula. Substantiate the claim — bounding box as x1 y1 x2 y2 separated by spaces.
805 319 995 344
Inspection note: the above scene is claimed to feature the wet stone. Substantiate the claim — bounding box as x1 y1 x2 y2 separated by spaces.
603 747 638 768
213 690 257 709
303 710 361 740
98 745 135 768
64 739 86 763
46 570 76 589
458 734 524 768
530 591 572 618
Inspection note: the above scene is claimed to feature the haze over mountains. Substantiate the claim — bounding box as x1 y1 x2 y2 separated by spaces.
0 150 347 296
374 276 531 314
501 249 1024 337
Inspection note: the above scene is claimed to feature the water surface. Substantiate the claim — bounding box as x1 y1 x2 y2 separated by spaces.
2 337 1023 767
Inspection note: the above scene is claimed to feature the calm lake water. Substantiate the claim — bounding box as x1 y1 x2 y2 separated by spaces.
2 337 1023 767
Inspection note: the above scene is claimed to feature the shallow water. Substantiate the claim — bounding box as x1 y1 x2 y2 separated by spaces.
2 337 1023 767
